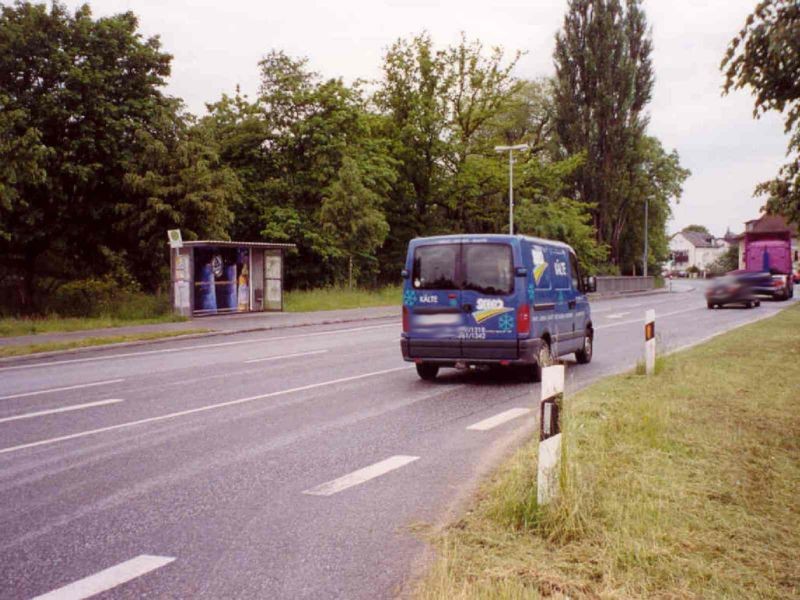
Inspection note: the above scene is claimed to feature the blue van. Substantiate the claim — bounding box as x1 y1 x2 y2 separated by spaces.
400 234 594 381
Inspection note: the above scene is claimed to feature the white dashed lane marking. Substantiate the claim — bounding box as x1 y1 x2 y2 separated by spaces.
303 455 420 496
466 408 531 431
31 555 175 600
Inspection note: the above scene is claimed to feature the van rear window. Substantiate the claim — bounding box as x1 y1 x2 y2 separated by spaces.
462 244 513 295
413 244 459 289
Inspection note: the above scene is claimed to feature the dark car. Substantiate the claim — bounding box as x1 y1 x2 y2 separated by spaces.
706 274 762 309
727 269 793 300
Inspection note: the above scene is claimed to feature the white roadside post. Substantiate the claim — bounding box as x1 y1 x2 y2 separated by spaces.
644 309 656 375
538 364 565 506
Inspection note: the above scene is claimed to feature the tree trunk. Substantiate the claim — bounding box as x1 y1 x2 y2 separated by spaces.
348 255 353 290
20 255 37 314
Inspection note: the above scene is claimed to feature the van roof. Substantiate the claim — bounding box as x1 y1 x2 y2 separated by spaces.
410 233 574 251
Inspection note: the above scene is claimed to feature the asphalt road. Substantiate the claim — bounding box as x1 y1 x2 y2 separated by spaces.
1 282 796 599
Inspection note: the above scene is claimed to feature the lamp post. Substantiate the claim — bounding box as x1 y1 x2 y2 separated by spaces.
643 197 649 277
494 144 528 234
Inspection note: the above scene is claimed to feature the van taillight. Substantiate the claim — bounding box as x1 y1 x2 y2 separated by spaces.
517 304 530 335
402 305 410 333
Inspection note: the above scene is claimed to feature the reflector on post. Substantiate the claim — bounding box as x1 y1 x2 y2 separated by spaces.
644 309 655 375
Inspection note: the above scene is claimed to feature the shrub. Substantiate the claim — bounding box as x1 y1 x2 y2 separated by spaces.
49 278 170 318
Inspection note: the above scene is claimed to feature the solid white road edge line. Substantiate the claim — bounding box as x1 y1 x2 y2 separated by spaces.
0 367 410 456
245 349 329 364
0 399 123 424
303 455 420 496
0 378 125 401
31 554 175 600
466 408 531 431
0 323 397 372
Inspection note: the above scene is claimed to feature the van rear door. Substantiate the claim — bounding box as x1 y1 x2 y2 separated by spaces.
407 242 462 357
459 242 518 359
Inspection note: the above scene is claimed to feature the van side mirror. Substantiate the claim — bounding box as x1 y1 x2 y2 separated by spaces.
515 267 528 277
583 276 597 293
401 269 409 279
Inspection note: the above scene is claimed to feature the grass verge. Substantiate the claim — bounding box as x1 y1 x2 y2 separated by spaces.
0 314 186 338
419 304 800 599
283 285 400 312
0 329 210 358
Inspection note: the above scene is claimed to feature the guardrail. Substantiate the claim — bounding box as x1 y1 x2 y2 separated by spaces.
595 276 655 294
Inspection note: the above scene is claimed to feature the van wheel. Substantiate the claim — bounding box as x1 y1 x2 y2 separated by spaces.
532 340 552 383
575 330 593 364
415 363 439 381
706 301 715 309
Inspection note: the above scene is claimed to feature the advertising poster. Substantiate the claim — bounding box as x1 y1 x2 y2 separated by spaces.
193 246 250 315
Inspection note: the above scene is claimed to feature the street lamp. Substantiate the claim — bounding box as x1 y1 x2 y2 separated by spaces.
494 144 528 235
643 197 649 277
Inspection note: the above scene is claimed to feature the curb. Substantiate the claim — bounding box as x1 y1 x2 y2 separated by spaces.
0 310 399 367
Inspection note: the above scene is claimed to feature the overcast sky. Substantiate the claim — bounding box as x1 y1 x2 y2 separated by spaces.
64 0 790 236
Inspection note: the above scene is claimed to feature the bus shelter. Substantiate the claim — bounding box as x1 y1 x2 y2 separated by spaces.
170 240 295 317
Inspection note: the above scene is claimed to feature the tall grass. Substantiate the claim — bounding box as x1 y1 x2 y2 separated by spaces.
0 292 183 337
283 285 400 312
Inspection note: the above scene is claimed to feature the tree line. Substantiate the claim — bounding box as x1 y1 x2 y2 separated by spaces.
1 0 693 312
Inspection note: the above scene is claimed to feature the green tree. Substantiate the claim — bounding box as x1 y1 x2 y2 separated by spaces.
0 1 173 309
722 0 800 226
683 224 712 235
553 0 657 266
320 157 390 287
120 113 240 290
203 51 396 289
516 197 608 273
708 244 739 276
618 138 690 274
374 33 521 265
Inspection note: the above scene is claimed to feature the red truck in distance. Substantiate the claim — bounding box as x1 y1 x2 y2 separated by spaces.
741 231 795 301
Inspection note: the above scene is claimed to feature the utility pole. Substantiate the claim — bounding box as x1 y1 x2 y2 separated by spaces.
494 144 528 235
643 197 649 277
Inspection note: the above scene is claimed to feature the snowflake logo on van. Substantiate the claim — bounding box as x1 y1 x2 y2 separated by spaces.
498 313 514 332
403 289 417 307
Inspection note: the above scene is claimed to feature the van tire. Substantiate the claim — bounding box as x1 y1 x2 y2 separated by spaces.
415 363 439 381
532 340 552 383
575 329 593 364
